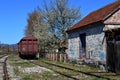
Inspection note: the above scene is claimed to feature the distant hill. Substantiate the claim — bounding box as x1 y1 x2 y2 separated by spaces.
0 43 17 51
9 44 18 49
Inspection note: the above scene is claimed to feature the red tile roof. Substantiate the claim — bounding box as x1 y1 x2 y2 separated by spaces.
67 1 120 32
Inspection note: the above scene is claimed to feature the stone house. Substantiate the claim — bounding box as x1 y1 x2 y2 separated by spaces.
67 1 120 70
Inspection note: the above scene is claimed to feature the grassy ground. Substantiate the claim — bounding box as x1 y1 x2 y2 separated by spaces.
8 54 120 80
33 58 107 80
8 54 72 80
36 58 120 80
38 58 102 72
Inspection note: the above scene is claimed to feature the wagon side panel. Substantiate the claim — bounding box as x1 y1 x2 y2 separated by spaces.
21 40 28 54
28 40 33 54
33 40 38 53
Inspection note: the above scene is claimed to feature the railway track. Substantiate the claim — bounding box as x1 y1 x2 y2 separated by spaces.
29 60 119 80
42 61 112 80
0 54 9 80
29 60 80 80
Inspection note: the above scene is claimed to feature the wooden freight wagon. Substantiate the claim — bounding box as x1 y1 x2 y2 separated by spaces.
18 36 38 58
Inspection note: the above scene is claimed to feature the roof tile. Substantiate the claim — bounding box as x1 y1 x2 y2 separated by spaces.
67 1 120 32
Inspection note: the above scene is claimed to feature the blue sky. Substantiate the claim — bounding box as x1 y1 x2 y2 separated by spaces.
0 0 115 44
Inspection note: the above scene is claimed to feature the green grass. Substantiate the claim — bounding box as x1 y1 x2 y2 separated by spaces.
38 58 100 72
37 58 120 80
7 54 73 80
8 54 34 67
7 54 120 80
22 75 34 80
13 67 20 75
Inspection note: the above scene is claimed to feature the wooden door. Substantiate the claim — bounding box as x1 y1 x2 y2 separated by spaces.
107 41 116 72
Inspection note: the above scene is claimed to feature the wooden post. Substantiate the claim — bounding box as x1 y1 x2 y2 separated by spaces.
60 54 62 62
56 54 58 61
47 54 48 58
62 54 64 62
50 53 52 59
53 54 54 61
49 54 50 59
54 54 56 61
51 54 53 60
64 54 66 63
46 53 48 58
47 53 49 58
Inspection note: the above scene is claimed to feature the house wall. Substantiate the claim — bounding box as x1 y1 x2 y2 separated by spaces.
104 8 120 24
103 9 120 31
68 23 106 62
68 32 80 60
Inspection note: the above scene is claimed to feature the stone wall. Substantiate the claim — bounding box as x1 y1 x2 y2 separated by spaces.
68 32 80 60
68 23 106 62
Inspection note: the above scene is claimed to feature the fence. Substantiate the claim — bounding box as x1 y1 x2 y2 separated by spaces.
45 53 68 62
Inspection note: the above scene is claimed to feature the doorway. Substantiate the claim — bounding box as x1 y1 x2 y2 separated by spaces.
79 33 86 58
106 30 120 73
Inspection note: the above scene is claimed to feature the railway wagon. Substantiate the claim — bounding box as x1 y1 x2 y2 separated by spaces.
18 36 38 58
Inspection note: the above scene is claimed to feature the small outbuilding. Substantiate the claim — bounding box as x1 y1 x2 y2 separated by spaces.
67 1 120 72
